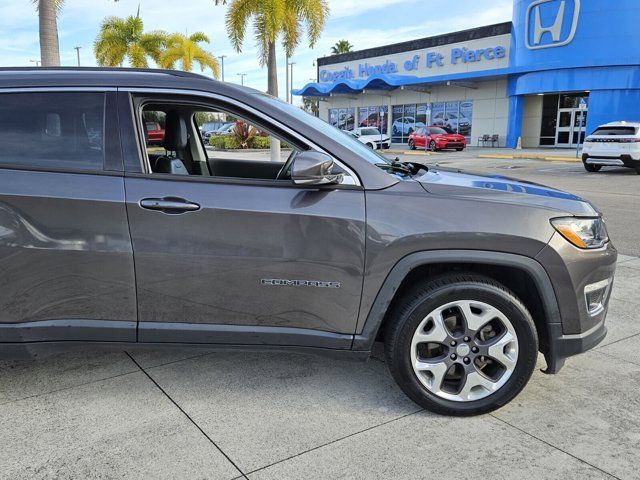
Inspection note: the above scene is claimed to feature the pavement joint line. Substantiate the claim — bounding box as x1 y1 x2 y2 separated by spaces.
595 331 640 350
244 408 425 476
489 414 622 480
0 368 140 407
135 349 219 372
124 351 249 480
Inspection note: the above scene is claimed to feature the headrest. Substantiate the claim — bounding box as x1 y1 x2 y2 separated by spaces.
163 110 188 151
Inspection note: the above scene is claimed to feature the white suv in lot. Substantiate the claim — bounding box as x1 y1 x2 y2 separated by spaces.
582 121 640 174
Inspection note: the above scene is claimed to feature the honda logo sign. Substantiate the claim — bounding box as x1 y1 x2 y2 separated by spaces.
525 0 581 50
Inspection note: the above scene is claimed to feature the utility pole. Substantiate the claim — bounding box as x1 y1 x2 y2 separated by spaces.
285 55 290 103
74 46 82 67
288 61 296 104
237 73 247 86
29 59 41 67
218 55 227 81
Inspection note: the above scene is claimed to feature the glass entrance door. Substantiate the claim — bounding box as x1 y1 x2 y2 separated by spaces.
555 108 587 147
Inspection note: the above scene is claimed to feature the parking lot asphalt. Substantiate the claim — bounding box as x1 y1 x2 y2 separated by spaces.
1 151 639 480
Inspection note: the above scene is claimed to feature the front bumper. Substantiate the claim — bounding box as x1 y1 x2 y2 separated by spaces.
543 317 608 374
436 141 465 149
536 234 617 373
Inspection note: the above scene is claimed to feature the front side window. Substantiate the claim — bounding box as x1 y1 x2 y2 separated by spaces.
0 92 105 171
137 99 300 181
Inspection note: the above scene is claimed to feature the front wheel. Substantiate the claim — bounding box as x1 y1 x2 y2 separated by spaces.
456 148 464 152
408 140 415 150
429 140 438 152
384 274 538 416
583 162 602 172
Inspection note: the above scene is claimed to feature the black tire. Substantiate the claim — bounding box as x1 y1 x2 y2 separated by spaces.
366 143 374 149
456 148 464 152
635 166 640 175
429 140 438 152
583 162 602 172
384 274 538 416
408 139 415 150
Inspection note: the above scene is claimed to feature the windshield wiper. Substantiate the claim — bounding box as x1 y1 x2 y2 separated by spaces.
375 158 429 175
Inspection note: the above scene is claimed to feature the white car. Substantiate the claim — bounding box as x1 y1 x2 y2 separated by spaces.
582 121 640 174
349 127 391 150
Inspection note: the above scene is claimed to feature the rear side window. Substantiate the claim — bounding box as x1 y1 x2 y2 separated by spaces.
0 92 105 171
592 126 638 136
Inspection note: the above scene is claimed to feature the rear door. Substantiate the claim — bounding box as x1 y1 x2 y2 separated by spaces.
0 90 136 343
119 91 366 348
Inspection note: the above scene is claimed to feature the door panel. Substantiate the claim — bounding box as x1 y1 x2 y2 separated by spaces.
125 177 366 338
0 170 136 340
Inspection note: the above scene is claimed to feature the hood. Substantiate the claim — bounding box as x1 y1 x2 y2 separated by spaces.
414 168 598 216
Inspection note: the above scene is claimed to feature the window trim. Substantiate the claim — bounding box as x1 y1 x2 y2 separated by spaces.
120 87 362 187
0 88 115 175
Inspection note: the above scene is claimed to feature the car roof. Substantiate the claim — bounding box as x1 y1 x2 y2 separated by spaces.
0 67 255 97
600 121 640 127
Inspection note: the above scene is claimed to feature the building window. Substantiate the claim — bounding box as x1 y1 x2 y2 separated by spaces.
328 108 355 131
391 100 474 144
357 106 388 134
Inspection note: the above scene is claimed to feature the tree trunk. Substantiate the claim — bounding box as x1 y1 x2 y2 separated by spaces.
267 41 281 162
39 0 61 66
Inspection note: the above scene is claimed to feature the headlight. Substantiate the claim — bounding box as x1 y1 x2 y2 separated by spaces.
551 217 609 249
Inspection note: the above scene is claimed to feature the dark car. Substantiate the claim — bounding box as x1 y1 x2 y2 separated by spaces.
409 126 467 151
0 68 616 416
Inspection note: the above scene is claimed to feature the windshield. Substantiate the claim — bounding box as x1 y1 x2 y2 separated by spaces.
592 126 638 136
255 93 392 165
361 128 381 136
429 127 449 135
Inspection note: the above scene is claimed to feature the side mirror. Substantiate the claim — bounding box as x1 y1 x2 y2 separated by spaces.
291 151 343 186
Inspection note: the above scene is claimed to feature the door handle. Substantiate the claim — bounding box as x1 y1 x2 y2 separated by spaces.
139 197 200 214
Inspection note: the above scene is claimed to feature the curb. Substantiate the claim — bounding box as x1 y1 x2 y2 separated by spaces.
477 154 580 163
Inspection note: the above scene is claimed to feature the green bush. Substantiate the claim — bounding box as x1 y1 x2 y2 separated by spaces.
209 135 240 149
252 136 271 149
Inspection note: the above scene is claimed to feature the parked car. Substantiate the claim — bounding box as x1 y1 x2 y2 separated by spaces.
432 111 471 136
349 127 390 150
408 126 467 151
0 68 616 416
392 116 425 135
145 121 165 145
214 122 235 136
582 121 640 174
200 121 227 141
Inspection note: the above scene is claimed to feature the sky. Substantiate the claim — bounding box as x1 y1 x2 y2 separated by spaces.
0 0 513 99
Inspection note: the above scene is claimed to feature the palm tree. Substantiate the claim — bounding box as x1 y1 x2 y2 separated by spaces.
330 39 353 55
32 0 119 67
214 0 329 160
32 0 62 66
159 32 220 78
94 10 167 68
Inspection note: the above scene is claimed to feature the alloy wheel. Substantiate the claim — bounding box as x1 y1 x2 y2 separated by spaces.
410 300 519 402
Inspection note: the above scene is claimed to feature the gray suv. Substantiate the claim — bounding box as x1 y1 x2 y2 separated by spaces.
0 68 616 416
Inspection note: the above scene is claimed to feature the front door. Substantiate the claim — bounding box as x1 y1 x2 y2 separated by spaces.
121 93 366 348
555 108 588 147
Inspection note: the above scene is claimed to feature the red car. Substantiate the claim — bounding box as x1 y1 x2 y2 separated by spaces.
408 126 466 151
145 121 165 146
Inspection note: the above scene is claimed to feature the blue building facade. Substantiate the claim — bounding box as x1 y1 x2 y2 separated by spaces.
295 0 640 148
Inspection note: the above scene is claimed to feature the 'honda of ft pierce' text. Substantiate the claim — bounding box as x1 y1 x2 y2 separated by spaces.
0 68 616 415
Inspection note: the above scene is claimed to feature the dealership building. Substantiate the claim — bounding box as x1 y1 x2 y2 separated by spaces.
293 0 640 149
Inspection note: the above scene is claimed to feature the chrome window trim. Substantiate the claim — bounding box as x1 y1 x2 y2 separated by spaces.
0 87 118 93
118 87 362 186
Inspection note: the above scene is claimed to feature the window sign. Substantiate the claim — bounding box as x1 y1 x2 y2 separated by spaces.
391 105 404 143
